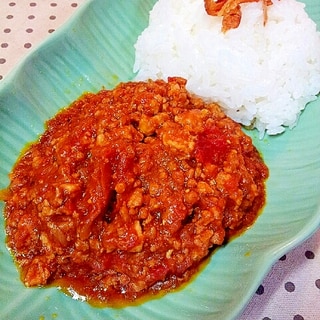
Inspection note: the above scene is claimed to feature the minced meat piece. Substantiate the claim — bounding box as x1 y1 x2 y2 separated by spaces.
1 77 268 306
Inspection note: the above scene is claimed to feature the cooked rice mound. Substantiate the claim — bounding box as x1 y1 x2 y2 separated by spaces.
134 0 320 136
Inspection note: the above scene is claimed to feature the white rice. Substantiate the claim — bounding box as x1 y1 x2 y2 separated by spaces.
133 0 320 136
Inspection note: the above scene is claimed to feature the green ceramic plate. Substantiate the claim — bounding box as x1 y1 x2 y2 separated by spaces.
0 0 319 319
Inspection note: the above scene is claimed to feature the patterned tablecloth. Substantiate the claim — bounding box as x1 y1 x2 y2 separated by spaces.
0 1 319 319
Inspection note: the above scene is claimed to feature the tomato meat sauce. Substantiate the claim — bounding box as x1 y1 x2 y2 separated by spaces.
1 77 268 306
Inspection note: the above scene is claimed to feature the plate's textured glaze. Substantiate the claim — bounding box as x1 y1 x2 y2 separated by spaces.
0 1 319 319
